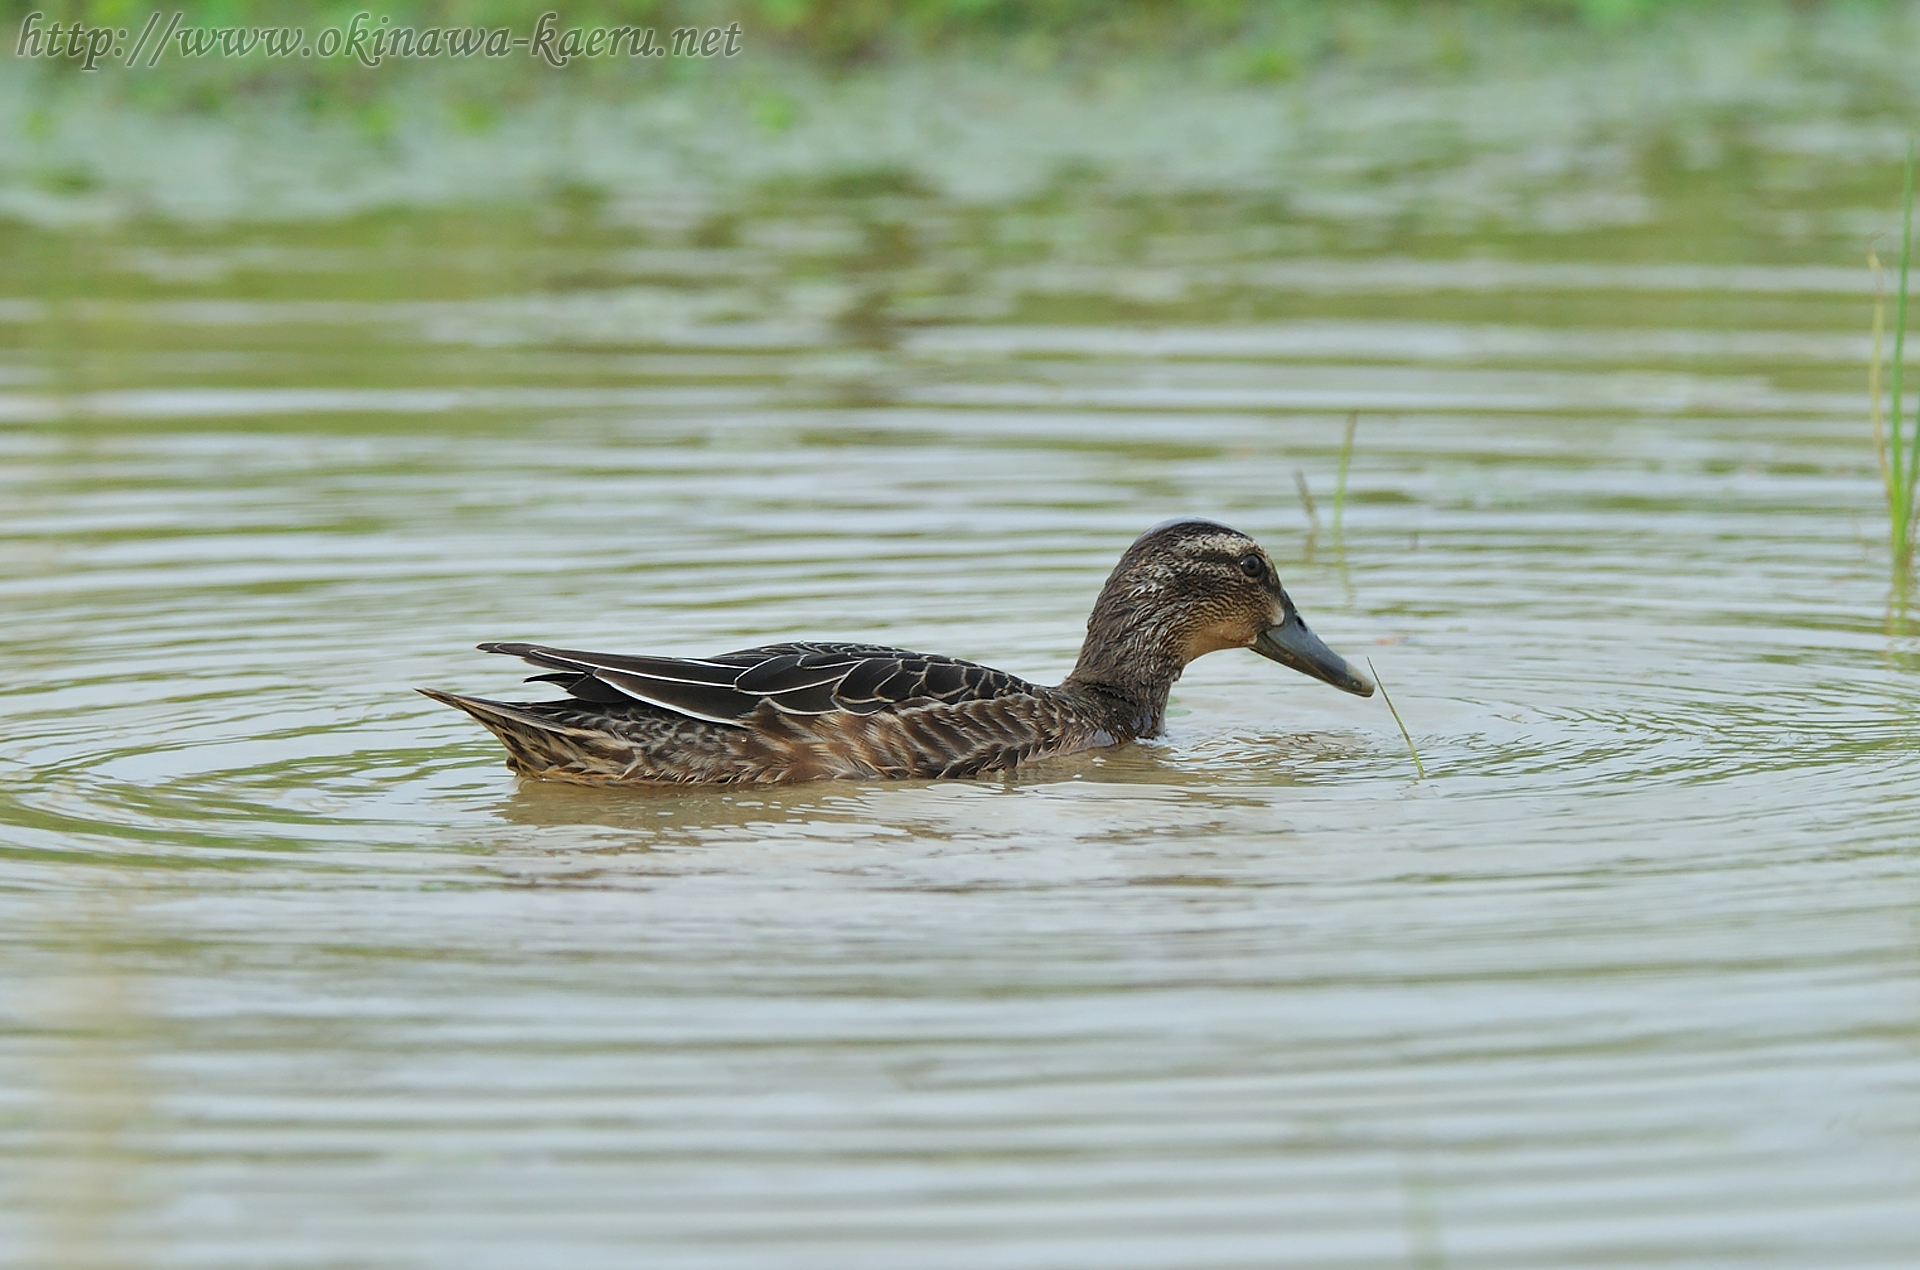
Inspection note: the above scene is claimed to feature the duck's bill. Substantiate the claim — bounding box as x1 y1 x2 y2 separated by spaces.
1252 612 1376 697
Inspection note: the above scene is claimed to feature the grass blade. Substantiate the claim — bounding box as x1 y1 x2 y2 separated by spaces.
1871 247 1890 498
1891 141 1915 570
1905 152 1920 551
1368 658 1425 781
1333 411 1357 544
1293 469 1320 534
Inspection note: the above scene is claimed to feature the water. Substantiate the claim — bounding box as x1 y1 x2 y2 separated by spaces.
5 83 1920 1268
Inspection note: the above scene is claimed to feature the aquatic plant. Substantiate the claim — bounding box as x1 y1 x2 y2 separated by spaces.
1872 144 1920 581
1368 658 1425 781
2 0 1802 114
1294 469 1322 540
1332 411 1357 546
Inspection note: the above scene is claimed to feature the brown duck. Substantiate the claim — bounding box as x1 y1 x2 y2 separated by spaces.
421 519 1375 785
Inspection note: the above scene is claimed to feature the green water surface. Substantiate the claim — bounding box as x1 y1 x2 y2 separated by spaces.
4 44 1920 1267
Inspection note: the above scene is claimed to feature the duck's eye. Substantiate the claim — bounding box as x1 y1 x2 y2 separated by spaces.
1238 553 1266 579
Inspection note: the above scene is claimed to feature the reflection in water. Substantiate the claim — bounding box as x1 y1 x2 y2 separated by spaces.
17 899 156 1270
4 87 1920 1266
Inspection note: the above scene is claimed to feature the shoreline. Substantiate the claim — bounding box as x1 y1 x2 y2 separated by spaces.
0 2 1917 228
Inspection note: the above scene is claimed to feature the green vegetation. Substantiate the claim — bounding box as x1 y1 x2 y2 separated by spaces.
1 0 1843 112
1369 659 1425 780
1 0 1769 59
1332 411 1356 547
1294 470 1321 537
1872 144 1920 582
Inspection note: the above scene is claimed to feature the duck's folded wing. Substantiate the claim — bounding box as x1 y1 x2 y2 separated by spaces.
480 640 1037 727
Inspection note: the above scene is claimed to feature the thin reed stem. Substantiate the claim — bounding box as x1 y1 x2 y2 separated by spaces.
1368 658 1424 781
1333 411 1357 543
1890 142 1916 571
1871 248 1889 495
1905 157 1920 551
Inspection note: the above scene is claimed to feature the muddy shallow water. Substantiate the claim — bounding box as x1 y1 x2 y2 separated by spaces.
4 94 1920 1266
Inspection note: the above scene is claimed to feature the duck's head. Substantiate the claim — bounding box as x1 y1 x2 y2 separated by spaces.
1070 518 1375 703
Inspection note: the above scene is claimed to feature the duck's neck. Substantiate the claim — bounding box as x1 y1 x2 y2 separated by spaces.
1061 598 1186 741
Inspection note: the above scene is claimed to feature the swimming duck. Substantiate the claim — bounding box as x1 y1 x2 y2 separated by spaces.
421 518 1375 785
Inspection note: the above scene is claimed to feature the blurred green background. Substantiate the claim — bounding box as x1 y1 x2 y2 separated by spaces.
4 0 1865 107
10 0 1920 226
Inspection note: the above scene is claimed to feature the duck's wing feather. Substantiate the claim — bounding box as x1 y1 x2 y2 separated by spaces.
480 640 1039 728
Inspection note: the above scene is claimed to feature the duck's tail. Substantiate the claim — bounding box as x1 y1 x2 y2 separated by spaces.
417 687 640 783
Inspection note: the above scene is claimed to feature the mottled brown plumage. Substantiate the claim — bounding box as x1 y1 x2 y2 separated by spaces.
421 519 1375 785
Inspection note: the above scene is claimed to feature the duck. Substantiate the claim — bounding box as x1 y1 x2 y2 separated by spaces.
420 518 1375 785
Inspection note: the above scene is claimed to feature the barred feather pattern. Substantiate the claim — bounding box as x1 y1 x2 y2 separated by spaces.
418 683 1107 785
421 519 1355 786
